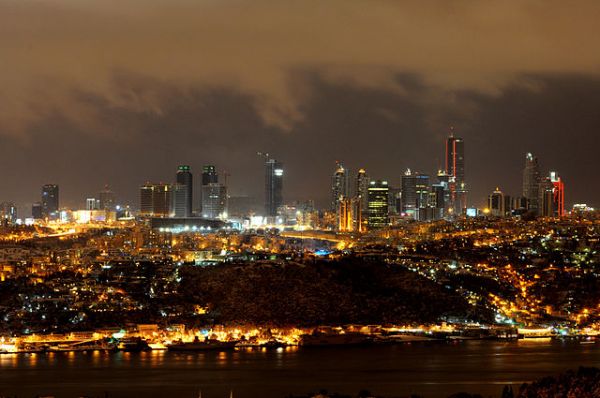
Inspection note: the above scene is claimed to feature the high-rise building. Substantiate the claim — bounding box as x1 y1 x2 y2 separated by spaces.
539 177 555 217
98 185 115 211
0 202 17 225
430 183 446 220
367 180 389 229
488 187 505 217
139 183 172 217
522 152 541 215
265 159 283 217
356 169 369 213
86 198 99 211
201 183 227 219
415 174 430 221
201 165 218 185
41 184 59 219
32 202 43 219
200 165 218 214
550 171 565 217
445 132 467 212
174 165 193 217
401 169 417 217
331 163 349 211
446 133 465 185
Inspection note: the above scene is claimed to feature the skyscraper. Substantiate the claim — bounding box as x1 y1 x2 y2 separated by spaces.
446 133 465 185
41 184 59 219
200 165 218 214
401 169 416 217
331 162 349 211
32 202 43 219
175 165 193 217
367 180 389 229
539 177 555 217
415 173 430 221
0 202 17 225
98 185 115 211
550 171 565 217
201 183 227 219
265 158 283 217
445 132 467 212
356 168 369 213
202 165 218 185
488 187 505 217
139 183 172 217
523 152 541 215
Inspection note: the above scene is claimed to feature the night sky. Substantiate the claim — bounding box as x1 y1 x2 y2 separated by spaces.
1 1 599 214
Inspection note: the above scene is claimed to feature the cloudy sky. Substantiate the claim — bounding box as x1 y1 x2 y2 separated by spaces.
1 0 599 213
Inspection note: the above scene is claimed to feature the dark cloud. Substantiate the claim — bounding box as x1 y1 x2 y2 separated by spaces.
1 71 599 215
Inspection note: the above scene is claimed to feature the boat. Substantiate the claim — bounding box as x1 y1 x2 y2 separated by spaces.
167 337 238 352
261 339 288 349
117 337 151 352
299 332 371 346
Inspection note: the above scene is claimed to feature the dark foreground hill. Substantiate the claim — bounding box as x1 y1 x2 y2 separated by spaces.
178 257 493 326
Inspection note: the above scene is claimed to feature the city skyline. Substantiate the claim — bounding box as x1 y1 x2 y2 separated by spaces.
1 139 592 217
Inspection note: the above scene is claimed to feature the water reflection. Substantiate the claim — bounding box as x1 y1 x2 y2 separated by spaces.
0 341 597 398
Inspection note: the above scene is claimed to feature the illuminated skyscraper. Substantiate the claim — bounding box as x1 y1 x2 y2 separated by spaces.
331 162 349 211
522 152 541 214
200 165 218 214
0 202 17 225
415 174 430 221
265 159 283 217
446 134 465 185
201 183 227 219
367 180 389 229
550 171 565 217
356 169 369 212
41 184 59 219
140 183 172 217
445 132 467 212
175 165 193 217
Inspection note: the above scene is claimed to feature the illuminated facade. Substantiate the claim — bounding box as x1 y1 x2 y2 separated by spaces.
367 180 389 229
550 171 565 217
140 183 172 217
331 162 349 211
201 183 227 219
0 202 17 225
200 165 218 214
401 169 417 217
356 168 369 213
265 159 283 217
445 132 467 213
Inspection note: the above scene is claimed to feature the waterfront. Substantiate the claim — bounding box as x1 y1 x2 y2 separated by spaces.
1 340 600 398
